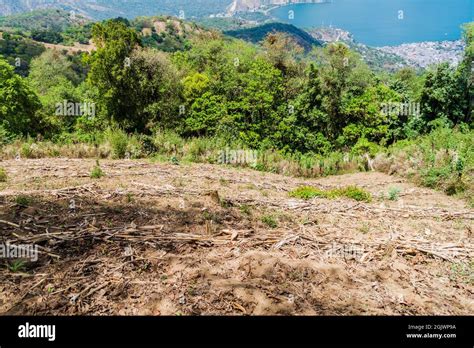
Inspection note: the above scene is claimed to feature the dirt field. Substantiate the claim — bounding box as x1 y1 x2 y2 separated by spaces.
0 158 472 315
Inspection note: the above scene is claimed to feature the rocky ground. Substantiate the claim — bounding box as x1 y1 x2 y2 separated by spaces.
0 158 472 315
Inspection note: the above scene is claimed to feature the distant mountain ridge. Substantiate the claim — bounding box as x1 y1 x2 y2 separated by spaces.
0 0 93 17
0 0 231 19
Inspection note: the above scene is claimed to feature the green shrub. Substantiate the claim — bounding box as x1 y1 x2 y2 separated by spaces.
90 160 105 179
15 195 32 207
351 138 382 157
383 127 473 203
289 186 326 200
388 186 402 201
261 214 278 228
0 125 14 145
445 178 467 196
0 167 7 182
20 142 33 158
421 167 452 188
239 204 252 216
153 130 184 156
127 134 145 159
290 185 372 202
454 157 465 177
106 128 129 159
337 186 372 202
184 137 215 162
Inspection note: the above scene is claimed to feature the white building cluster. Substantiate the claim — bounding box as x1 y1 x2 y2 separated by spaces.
378 40 466 69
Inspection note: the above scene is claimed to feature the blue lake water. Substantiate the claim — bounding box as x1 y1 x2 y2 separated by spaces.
271 0 473 46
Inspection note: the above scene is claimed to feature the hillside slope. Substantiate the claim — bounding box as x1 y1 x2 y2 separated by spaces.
225 22 322 50
0 9 89 31
1 159 472 315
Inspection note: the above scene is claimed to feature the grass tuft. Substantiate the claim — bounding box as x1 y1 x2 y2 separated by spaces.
261 214 278 228
388 186 402 201
290 185 371 202
15 195 32 207
7 260 27 273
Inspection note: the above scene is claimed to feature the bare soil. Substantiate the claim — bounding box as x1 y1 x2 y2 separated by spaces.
0 158 472 315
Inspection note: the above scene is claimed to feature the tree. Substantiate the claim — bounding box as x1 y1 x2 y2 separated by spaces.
28 50 81 94
261 32 307 101
128 47 182 131
86 19 142 129
420 24 474 128
307 43 376 141
420 63 468 126
31 29 63 44
261 32 304 77
185 92 227 135
390 67 424 101
0 33 45 76
0 57 42 136
279 63 331 154
28 50 83 132
182 72 222 135
457 23 474 125
340 84 401 146
231 58 284 147
319 43 354 139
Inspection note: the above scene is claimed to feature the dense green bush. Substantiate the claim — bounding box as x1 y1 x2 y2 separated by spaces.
382 126 473 202
106 128 129 159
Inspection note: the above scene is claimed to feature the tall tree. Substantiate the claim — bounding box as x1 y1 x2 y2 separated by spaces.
28 50 88 133
0 57 42 136
128 47 182 131
459 23 474 125
86 19 141 129
420 63 468 126
320 43 353 138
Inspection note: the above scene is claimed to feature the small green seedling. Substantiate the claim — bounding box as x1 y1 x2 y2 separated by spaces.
90 160 104 179
15 195 32 207
388 187 402 201
261 215 278 228
7 260 27 273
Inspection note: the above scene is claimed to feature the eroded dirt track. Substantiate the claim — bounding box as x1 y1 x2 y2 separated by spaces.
0 159 472 315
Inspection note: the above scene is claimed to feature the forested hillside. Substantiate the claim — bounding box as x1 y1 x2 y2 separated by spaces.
0 16 473 203
0 9 93 45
